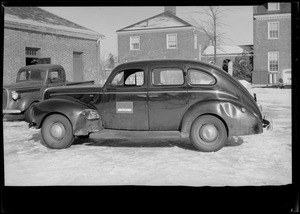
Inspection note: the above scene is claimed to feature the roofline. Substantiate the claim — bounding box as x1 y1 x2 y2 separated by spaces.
114 59 212 68
253 13 291 20
116 11 192 33
20 64 64 71
116 26 194 34
4 16 104 41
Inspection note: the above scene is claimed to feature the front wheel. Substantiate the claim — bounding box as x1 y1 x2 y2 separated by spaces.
190 115 227 152
41 114 74 149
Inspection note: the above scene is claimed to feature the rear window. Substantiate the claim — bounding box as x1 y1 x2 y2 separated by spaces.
188 69 216 85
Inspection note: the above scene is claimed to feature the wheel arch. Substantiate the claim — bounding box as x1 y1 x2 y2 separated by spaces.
38 111 73 130
19 95 41 112
34 99 99 129
180 100 229 137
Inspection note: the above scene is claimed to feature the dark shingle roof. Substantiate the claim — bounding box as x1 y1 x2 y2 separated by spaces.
5 7 90 30
4 7 104 39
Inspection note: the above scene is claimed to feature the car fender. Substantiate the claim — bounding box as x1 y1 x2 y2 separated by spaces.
18 93 41 112
31 98 102 135
180 99 253 137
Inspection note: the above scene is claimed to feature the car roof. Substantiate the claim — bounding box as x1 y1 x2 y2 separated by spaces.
114 59 220 71
19 64 64 71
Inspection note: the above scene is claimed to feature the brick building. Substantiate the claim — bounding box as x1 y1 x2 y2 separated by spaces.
3 7 104 85
116 7 210 63
252 3 291 84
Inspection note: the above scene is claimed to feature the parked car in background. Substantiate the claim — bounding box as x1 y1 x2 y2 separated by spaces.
27 59 270 152
3 64 94 121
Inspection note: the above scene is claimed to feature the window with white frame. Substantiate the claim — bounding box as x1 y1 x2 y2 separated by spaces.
194 34 197 49
268 22 279 39
130 36 140 50
167 34 177 49
268 52 279 72
268 3 280 11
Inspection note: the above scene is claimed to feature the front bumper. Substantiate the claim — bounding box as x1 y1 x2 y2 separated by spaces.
3 109 22 114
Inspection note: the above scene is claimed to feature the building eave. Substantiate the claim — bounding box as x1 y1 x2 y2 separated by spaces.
116 26 194 34
4 16 104 41
254 13 291 20
116 11 192 33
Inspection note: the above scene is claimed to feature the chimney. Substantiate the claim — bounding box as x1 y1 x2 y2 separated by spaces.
164 6 176 15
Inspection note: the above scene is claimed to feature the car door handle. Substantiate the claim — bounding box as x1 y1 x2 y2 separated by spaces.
137 94 147 98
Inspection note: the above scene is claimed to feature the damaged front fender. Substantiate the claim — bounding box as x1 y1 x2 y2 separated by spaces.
73 109 103 136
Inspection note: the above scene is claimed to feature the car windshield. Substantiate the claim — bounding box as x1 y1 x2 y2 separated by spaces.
17 69 46 82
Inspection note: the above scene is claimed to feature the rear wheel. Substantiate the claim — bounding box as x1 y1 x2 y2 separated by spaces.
41 114 74 149
190 115 227 152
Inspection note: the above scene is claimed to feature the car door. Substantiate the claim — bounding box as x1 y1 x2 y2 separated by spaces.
102 67 149 130
148 64 189 131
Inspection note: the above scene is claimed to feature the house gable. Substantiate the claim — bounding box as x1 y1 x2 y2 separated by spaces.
117 11 192 33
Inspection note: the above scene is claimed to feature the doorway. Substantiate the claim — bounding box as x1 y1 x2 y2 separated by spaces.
73 52 84 82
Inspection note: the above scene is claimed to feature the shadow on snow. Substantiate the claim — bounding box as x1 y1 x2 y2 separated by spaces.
28 131 245 151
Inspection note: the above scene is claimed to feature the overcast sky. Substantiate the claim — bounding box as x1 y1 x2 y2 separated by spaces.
41 6 254 59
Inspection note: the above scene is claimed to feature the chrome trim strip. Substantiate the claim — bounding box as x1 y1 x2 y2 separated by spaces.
105 91 147 95
50 92 102 96
48 90 237 99
188 90 238 99
3 110 22 114
3 88 9 110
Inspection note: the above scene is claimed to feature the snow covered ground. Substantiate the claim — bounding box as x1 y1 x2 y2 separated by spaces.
3 88 291 186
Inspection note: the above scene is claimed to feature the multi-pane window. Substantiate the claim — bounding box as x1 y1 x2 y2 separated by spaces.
268 3 280 11
25 47 40 57
268 22 279 39
268 52 279 72
130 36 140 50
167 34 177 49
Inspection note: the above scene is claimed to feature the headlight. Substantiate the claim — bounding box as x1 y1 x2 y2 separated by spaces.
11 91 20 101
80 109 100 120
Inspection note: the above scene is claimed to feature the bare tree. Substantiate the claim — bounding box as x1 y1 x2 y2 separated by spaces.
185 6 228 64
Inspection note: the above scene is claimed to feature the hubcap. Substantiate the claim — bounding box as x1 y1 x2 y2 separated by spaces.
50 122 65 140
199 124 218 142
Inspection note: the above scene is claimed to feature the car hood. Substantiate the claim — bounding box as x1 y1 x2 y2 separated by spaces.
3 81 44 90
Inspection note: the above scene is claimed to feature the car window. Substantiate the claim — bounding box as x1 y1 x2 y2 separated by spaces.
50 70 63 82
110 69 144 87
152 68 184 86
188 69 216 85
18 70 46 81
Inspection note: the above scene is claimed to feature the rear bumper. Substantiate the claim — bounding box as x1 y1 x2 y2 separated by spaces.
262 117 272 130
